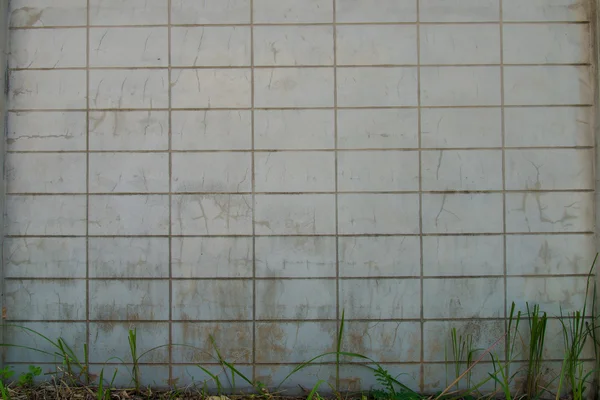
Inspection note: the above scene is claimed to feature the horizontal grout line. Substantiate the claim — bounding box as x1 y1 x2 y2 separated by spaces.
9 63 592 71
8 21 591 30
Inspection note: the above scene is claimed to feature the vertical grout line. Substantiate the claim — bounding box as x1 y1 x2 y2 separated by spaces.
333 0 340 392
250 0 257 382
416 0 424 392
85 0 91 380
499 0 508 367
167 0 173 385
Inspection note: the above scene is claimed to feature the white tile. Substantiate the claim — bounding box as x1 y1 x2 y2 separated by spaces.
254 26 333 66
6 153 86 193
423 236 504 276
8 112 86 151
89 322 169 363
171 27 251 67
506 234 595 275
506 192 593 233
505 149 593 190
10 70 86 110
172 194 252 235
503 24 590 64
10 0 87 27
254 194 335 235
89 153 169 193
421 67 501 106
6 195 86 235
420 0 499 22
339 236 421 277
504 107 592 147
9 28 86 68
503 0 589 22
171 0 250 24
338 194 420 234
90 27 168 67
421 108 502 148
254 151 335 192
172 110 251 150
5 280 86 320
89 111 169 151
89 238 169 278
504 66 592 105
254 68 334 107
337 67 418 107
90 0 168 25
420 25 500 65
88 195 170 235
255 236 336 278
172 152 252 193
255 110 334 150
253 0 333 23
256 280 336 319
337 150 419 191
422 194 503 233
172 280 253 320
423 278 504 318
171 69 251 108
336 25 418 65
337 109 418 149
335 0 417 22
172 237 253 278
421 150 503 190
344 321 421 362
340 279 420 319
89 69 169 109
90 280 169 320
4 238 86 278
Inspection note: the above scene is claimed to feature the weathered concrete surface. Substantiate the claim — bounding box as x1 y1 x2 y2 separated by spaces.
1 0 597 393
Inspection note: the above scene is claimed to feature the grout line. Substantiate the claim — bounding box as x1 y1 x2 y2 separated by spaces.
249 0 257 381
167 0 174 385
85 0 91 379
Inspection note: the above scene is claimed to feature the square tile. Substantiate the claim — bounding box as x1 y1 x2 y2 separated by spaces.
254 151 335 192
89 69 169 109
337 67 418 107
421 67 501 106
171 69 251 108
335 0 417 23
255 236 336 278
171 0 250 24
10 70 86 110
9 28 86 68
10 0 87 27
422 194 503 234
423 236 504 276
337 151 419 191
89 153 169 193
337 109 418 149
339 236 421 277
255 279 337 319
171 110 251 151
344 321 421 362
420 0 499 22
255 110 334 150
255 194 335 235
89 322 169 363
6 195 86 235
505 192 593 233
340 279 420 319
172 194 252 235
90 0 168 25
421 108 502 148
254 68 334 107
8 111 86 151
88 195 170 235
90 27 168 67
171 27 251 67
336 25 417 65
4 238 86 278
504 66 592 105
89 238 169 278
172 237 253 278
338 194 420 234
172 152 252 193
90 280 169 320
421 150 503 190
172 280 253 320
254 26 333 66
6 153 86 193
420 25 500 65
502 0 589 22
89 111 169 151
423 278 504 318
255 364 336 392
253 0 332 23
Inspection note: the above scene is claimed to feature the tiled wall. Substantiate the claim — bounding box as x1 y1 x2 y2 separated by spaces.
2 0 596 392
